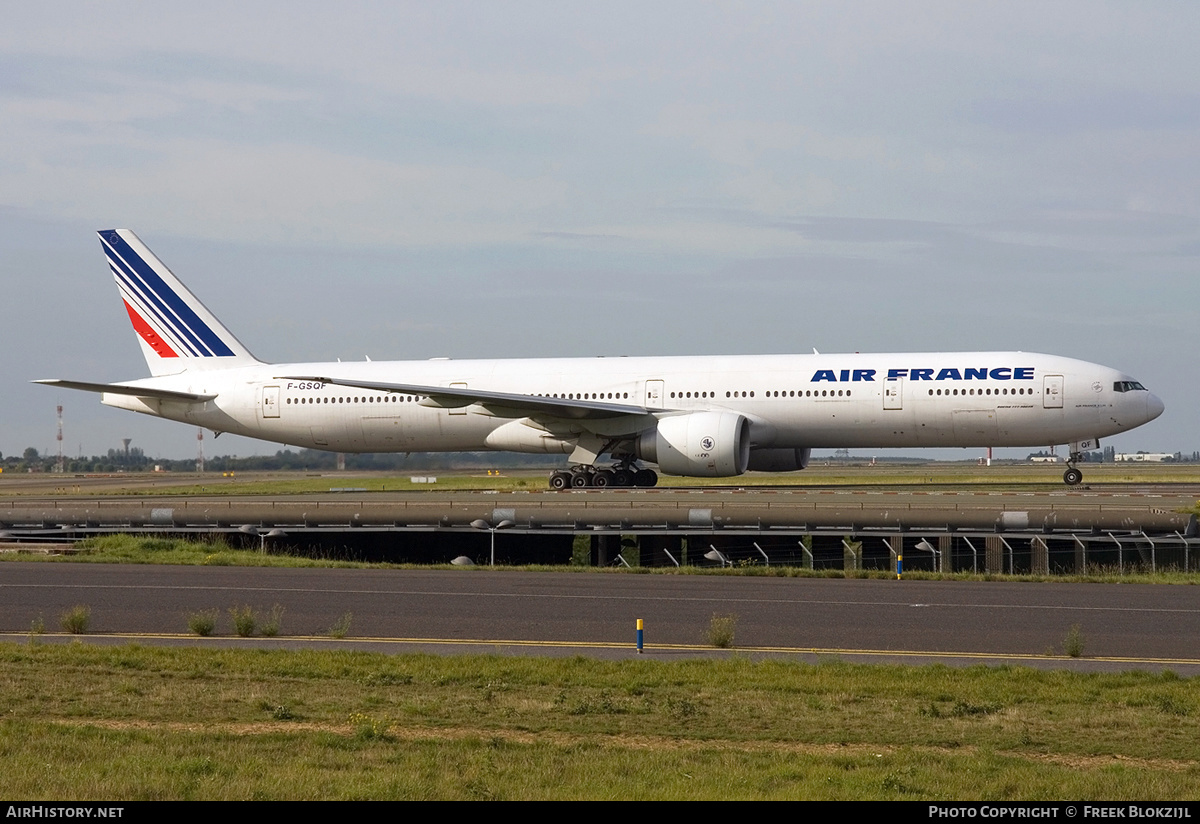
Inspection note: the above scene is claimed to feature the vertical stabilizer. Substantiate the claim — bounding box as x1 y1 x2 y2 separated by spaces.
98 229 261 376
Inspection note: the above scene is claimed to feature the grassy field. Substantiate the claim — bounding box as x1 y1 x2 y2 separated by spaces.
2 642 1198 800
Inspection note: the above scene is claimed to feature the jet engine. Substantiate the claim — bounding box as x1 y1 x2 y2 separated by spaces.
636 412 750 477
746 447 812 472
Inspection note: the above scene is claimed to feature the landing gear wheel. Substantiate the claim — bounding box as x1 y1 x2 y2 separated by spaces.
611 468 633 487
549 471 572 491
1063 467 1083 486
592 469 615 488
634 468 658 487
571 471 593 488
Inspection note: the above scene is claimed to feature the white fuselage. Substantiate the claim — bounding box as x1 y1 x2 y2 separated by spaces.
103 350 1163 458
43 230 1163 483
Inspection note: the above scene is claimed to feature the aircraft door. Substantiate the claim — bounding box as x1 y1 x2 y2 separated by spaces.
261 385 280 418
883 377 903 410
645 380 665 411
1043 375 1063 409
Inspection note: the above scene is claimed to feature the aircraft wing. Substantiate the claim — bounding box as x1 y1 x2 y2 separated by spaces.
276 374 660 420
32 379 216 402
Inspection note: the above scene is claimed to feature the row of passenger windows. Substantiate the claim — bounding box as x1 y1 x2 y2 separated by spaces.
927 387 1036 397
285 388 866 406
537 393 630 400
670 390 853 399
286 395 417 405
766 389 850 398
285 386 1041 405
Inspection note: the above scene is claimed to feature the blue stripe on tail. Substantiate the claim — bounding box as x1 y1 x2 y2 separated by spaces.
100 231 236 358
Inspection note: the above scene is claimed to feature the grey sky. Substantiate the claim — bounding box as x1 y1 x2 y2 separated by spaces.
3 2 1195 460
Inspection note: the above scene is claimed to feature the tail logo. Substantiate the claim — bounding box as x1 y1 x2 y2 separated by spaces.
101 231 236 359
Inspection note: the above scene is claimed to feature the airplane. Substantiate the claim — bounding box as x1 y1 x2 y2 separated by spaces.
35 229 1165 489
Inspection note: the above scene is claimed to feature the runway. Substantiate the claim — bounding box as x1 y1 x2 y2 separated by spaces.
4 563 1200 672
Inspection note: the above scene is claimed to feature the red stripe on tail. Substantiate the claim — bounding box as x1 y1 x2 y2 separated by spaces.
123 300 178 358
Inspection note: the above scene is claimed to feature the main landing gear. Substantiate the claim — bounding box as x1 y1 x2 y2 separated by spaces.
549 463 658 490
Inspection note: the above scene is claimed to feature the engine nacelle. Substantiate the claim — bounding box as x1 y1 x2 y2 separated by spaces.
636 412 750 477
746 447 812 472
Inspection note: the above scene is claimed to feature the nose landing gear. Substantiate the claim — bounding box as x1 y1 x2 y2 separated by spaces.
1061 439 1098 486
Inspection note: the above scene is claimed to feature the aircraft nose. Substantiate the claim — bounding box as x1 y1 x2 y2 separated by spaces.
1146 392 1165 422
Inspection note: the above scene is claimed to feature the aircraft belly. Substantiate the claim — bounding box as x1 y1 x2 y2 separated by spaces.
175 400 262 441
995 405 1053 443
359 413 406 450
357 410 494 452
949 408 999 445
260 408 497 453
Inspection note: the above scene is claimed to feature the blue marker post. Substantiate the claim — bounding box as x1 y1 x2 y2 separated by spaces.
636 618 644 654
896 552 903 580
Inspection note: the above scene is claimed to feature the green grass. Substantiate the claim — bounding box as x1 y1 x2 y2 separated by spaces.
0 643 1198 799
187 609 218 637
706 613 737 648
1064 624 1086 658
59 605 91 634
229 605 257 637
328 612 353 639
260 604 285 637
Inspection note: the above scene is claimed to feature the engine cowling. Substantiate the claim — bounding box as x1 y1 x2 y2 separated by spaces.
636 412 750 477
746 447 812 472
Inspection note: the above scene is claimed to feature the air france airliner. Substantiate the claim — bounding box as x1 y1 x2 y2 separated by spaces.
36 230 1165 488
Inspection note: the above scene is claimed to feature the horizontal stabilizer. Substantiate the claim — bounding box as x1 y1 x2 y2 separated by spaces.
33 379 215 402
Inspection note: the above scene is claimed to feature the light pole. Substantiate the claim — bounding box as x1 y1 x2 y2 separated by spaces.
470 518 515 566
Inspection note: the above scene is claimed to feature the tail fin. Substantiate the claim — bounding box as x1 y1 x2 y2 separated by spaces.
99 229 261 376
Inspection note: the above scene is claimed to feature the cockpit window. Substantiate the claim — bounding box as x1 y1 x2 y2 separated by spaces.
1113 381 1147 393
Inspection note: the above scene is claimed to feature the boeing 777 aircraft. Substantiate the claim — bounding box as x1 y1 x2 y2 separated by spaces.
36 230 1164 488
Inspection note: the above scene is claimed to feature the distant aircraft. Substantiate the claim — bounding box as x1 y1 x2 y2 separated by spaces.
36 230 1164 488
